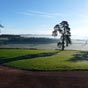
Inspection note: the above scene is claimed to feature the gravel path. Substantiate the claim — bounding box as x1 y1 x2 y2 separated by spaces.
1 66 88 88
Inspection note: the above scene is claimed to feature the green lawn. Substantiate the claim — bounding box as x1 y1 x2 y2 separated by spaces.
0 49 88 71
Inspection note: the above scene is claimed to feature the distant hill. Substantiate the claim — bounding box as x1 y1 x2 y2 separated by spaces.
0 34 20 38
0 34 58 44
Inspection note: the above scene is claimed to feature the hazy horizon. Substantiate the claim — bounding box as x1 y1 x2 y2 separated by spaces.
1 33 88 40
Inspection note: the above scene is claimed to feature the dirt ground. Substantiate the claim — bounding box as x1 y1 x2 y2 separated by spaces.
1 66 88 88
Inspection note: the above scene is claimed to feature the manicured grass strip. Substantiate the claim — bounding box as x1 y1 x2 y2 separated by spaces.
0 49 56 59
1 49 88 71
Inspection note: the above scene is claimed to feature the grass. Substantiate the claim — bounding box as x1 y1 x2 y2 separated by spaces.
1 49 88 71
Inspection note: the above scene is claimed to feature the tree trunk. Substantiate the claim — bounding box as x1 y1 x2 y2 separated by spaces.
62 34 65 50
66 35 68 47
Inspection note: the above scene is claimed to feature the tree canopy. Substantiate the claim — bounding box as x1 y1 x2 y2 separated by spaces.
52 21 71 50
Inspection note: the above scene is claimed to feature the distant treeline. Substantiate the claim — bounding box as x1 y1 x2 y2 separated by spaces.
0 34 20 38
0 34 58 44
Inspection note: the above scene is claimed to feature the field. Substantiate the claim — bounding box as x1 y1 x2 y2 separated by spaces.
1 49 88 71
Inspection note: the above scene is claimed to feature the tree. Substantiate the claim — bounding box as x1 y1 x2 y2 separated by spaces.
52 21 71 50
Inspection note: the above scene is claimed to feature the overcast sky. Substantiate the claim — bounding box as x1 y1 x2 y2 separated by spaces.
0 0 88 39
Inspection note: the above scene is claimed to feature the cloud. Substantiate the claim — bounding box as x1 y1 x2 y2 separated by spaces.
19 10 64 18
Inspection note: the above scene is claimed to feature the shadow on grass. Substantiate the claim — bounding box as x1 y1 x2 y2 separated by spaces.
68 51 88 62
0 51 59 65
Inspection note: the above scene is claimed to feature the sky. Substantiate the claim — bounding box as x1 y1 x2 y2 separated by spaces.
0 0 88 39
